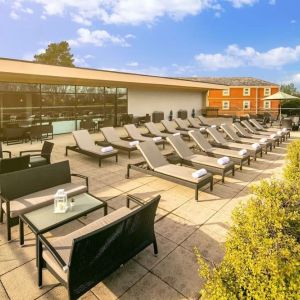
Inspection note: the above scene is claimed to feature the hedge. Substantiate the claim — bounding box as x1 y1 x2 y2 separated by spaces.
196 140 300 300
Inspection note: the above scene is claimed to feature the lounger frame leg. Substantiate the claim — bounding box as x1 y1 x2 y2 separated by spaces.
210 178 213 191
116 154 118 163
195 188 199 202
232 167 235 176
126 164 131 179
19 219 24 246
248 157 250 166
222 173 225 183
65 147 68 156
6 202 11 241
260 149 263 157
0 198 3 223
128 151 131 159
153 239 158 257
98 159 102 167
240 161 243 170
38 238 43 287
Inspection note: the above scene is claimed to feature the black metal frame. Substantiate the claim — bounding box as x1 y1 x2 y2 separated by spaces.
38 195 160 300
65 145 118 166
126 161 213 201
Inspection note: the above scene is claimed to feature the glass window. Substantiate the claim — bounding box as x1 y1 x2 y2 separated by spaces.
243 88 251 96
264 88 271 96
222 89 230 96
222 101 230 110
243 100 250 110
41 84 75 94
0 82 40 92
264 100 271 109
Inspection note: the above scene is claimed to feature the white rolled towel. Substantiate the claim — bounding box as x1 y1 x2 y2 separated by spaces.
277 130 282 135
282 127 288 132
211 125 217 128
259 138 268 143
101 146 114 153
192 168 207 178
153 136 162 142
238 149 248 156
217 156 230 165
270 134 277 139
129 140 139 147
200 127 206 133
173 132 181 136
252 143 261 149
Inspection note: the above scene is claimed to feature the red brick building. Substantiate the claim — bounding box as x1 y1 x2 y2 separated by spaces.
185 77 280 117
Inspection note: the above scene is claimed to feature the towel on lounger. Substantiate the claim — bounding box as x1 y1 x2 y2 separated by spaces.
277 130 283 135
217 156 230 165
259 138 268 143
200 127 206 133
252 143 261 149
192 168 207 178
153 136 162 142
101 146 114 153
211 125 217 128
270 134 277 139
129 140 139 147
173 132 180 136
238 149 248 156
282 128 288 132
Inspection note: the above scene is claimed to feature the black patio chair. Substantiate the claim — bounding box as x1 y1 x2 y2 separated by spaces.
0 155 30 174
0 142 11 159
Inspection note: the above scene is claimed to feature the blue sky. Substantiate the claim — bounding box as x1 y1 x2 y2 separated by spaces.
0 0 300 88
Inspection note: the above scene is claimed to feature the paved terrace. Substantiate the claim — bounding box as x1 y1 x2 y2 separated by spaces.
0 129 297 300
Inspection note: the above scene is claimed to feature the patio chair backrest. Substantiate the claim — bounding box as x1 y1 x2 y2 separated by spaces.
0 155 30 174
188 117 200 128
124 124 143 140
174 118 188 129
101 127 122 143
232 122 250 137
220 124 241 141
145 122 162 136
137 141 168 169
198 115 207 125
249 119 264 130
206 127 227 144
73 130 95 150
241 120 258 134
161 120 177 133
68 195 160 300
166 135 193 159
188 130 213 152
41 141 54 163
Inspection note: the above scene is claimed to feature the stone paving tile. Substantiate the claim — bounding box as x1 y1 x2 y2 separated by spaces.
1 260 58 300
91 260 148 300
134 233 177 270
119 273 185 300
152 246 204 300
0 280 9 300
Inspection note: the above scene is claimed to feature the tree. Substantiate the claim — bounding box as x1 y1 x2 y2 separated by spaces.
280 83 298 95
33 41 75 67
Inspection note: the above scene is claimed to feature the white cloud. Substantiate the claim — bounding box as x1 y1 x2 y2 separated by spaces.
127 62 139 67
10 11 20 19
74 54 94 67
269 0 276 5
226 0 258 8
68 28 132 47
195 44 300 70
22 48 45 60
291 19 297 24
285 74 300 85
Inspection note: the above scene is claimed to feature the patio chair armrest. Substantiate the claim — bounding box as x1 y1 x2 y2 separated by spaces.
126 194 144 207
39 235 69 272
19 150 42 156
71 173 89 188
2 150 12 158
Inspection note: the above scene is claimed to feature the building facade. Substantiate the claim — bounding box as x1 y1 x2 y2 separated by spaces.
184 77 280 117
0 58 224 134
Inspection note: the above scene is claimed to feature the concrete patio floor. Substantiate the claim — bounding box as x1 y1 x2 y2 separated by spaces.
0 129 297 300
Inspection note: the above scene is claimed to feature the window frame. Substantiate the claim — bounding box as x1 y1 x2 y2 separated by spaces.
222 88 230 96
264 87 271 96
243 100 250 110
222 100 230 110
264 100 271 109
243 87 251 96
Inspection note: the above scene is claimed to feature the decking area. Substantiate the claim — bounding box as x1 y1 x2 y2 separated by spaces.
0 129 296 300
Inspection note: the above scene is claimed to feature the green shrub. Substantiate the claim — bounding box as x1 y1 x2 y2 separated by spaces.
196 141 300 300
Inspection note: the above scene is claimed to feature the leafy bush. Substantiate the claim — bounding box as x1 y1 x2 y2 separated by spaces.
196 141 300 300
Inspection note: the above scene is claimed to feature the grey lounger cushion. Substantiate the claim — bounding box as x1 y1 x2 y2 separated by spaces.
145 122 173 138
101 127 137 149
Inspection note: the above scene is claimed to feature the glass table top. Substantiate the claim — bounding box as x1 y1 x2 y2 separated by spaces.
22 193 105 233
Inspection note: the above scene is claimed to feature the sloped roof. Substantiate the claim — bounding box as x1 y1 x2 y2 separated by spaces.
181 77 279 87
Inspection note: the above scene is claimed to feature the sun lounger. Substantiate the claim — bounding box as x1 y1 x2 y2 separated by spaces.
174 118 199 131
241 120 282 144
188 130 250 170
167 135 235 182
126 141 213 201
161 120 190 138
124 124 165 148
145 122 175 139
206 127 263 161
220 124 272 153
235 122 280 146
249 118 290 139
98 127 139 159
66 130 118 166
187 117 207 130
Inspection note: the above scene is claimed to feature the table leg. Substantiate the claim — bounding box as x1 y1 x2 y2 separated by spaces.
19 219 24 246
37 237 43 287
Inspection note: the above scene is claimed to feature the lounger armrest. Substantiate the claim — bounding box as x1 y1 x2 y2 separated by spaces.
2 150 12 158
39 235 69 272
126 194 144 207
71 173 89 189
20 150 42 156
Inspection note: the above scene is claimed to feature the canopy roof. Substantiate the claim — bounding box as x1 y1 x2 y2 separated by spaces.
263 91 299 101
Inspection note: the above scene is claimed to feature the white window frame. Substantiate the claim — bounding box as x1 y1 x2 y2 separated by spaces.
264 100 271 109
222 100 230 110
222 89 230 96
243 100 250 110
264 87 271 96
243 87 251 96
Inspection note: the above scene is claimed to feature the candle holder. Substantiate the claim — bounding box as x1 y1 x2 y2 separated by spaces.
54 189 68 213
